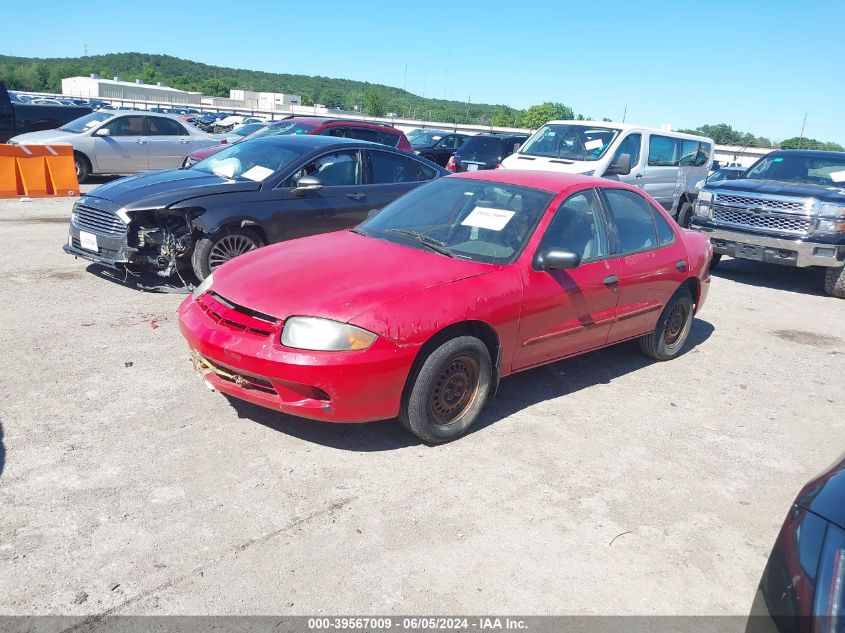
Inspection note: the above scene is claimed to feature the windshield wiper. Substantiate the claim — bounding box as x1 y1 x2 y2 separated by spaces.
386 228 455 257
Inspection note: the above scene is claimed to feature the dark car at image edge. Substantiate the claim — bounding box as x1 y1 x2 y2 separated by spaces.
746 453 845 633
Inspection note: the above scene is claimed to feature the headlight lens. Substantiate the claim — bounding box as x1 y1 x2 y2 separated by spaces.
812 523 845 629
820 203 845 217
281 317 377 351
192 273 213 299
694 200 713 220
817 203 845 233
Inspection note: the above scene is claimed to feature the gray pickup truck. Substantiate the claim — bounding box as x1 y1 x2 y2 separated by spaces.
0 82 91 143
690 149 845 298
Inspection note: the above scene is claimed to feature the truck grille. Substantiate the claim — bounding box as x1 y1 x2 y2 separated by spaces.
711 192 813 236
75 205 126 237
713 207 812 235
715 193 807 212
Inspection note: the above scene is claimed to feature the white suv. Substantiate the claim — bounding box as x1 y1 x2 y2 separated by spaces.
500 120 713 224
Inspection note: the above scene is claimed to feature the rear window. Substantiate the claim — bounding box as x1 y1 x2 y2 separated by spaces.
457 137 505 161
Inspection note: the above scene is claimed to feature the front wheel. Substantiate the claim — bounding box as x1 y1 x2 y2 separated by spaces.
191 227 264 281
824 266 845 299
639 288 694 361
677 202 694 228
709 253 722 270
399 336 492 444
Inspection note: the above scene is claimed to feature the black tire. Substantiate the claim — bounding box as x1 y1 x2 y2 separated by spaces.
824 266 845 299
74 152 91 184
191 227 264 281
709 253 722 270
639 288 694 361
399 336 492 444
677 201 693 228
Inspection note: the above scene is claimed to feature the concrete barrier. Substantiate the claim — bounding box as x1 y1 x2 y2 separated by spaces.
0 144 79 198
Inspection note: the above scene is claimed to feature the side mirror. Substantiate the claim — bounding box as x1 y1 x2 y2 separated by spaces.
535 248 581 271
605 153 631 176
292 175 323 196
94 128 111 137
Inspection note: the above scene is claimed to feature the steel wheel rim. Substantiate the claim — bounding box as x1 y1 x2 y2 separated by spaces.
208 234 257 270
428 354 479 426
664 303 689 348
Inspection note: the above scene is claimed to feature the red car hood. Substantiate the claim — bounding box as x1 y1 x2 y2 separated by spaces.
212 231 497 324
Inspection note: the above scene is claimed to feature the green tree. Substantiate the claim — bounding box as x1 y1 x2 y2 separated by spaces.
780 137 844 151
489 106 519 127
519 102 574 129
363 88 387 116
319 88 345 109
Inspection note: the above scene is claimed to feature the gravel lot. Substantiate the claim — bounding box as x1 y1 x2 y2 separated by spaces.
1 184 843 616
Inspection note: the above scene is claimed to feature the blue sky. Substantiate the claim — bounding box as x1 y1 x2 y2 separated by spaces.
4 0 844 144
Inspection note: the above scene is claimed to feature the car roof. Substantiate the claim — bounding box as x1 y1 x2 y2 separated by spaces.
241 134 408 153
543 120 714 143
281 116 401 131
450 169 612 193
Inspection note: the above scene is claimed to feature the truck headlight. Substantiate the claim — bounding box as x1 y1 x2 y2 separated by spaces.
192 273 213 299
817 203 845 233
281 317 377 351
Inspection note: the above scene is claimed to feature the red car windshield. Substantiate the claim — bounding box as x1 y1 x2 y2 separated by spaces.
357 178 554 264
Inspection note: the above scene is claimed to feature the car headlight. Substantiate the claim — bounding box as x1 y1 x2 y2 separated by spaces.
281 316 377 351
817 203 845 233
192 273 213 299
694 191 714 220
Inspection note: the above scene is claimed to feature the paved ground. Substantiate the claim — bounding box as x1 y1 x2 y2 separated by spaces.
1 185 843 616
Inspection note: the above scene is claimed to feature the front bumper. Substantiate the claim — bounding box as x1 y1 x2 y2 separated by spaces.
690 222 845 268
178 296 420 423
63 221 135 269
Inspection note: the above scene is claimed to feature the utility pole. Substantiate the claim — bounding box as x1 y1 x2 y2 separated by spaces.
466 94 470 121
422 71 427 98
798 113 807 149
443 69 447 99
83 42 89 56
622 104 627 123
403 63 407 92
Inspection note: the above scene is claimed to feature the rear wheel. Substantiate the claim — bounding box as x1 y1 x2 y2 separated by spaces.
399 336 492 444
639 288 694 361
191 227 264 281
824 266 845 299
74 152 91 184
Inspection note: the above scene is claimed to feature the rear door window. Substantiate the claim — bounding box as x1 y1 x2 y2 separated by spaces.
377 131 401 147
147 117 187 136
103 116 146 137
602 188 660 254
647 135 679 166
347 127 382 144
368 150 421 183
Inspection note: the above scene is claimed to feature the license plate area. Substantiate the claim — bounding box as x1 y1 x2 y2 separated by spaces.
79 231 98 252
734 243 764 261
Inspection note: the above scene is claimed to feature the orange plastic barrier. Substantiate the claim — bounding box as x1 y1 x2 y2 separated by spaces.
0 143 79 198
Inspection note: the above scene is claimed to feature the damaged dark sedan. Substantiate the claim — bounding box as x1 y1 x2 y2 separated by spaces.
63 135 445 280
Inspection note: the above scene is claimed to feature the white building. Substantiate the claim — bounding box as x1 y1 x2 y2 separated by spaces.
61 75 202 105
229 89 301 110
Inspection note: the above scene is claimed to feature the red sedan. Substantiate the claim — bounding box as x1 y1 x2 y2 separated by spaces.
178 170 712 443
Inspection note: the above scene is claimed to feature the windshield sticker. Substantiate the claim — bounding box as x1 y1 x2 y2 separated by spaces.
584 139 604 151
772 157 784 162
242 165 274 182
461 206 515 231
829 170 845 183
211 160 237 178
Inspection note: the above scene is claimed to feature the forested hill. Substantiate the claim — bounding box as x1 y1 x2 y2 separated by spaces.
0 52 509 123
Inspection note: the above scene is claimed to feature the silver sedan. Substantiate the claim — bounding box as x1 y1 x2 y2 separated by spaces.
8 111 223 183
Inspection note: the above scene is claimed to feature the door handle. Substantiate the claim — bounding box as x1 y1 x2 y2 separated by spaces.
179 140 189 144
635 173 643 178
135 140 146 145
603 275 619 287
675 260 688 271
346 193 365 200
